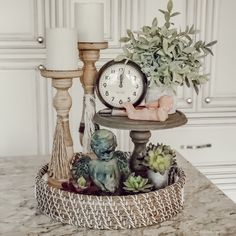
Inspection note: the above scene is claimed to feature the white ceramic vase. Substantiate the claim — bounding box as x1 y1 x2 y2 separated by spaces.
145 85 177 114
147 169 169 189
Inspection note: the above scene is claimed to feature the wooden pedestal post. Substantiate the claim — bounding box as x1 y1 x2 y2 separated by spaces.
78 42 108 153
40 70 83 188
130 130 151 172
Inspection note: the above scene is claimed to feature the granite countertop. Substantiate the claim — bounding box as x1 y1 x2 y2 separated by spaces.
0 154 236 236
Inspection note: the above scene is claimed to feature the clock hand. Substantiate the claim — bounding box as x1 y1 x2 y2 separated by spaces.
119 73 124 88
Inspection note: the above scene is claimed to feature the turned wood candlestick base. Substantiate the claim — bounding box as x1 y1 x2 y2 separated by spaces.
78 42 108 152
40 69 83 188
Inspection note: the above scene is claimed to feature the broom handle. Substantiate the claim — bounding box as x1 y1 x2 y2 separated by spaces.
52 78 74 161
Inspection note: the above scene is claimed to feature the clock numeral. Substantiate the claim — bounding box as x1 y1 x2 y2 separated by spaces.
133 92 137 96
128 70 131 74
119 68 124 72
103 83 107 87
105 91 109 96
111 69 115 73
127 97 131 102
111 97 115 101
119 99 123 104
135 84 139 89
105 76 110 80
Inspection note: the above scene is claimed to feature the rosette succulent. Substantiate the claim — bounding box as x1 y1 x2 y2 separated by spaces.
144 143 175 175
115 0 217 93
123 173 153 193
77 176 87 189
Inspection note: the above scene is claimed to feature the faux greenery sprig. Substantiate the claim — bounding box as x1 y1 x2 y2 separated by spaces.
115 0 217 94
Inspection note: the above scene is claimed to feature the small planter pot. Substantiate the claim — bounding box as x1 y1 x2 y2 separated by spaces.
145 85 177 114
147 169 169 189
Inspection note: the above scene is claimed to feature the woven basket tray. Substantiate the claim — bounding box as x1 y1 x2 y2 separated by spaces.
35 164 185 230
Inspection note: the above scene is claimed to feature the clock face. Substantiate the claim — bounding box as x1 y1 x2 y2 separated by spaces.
96 60 147 109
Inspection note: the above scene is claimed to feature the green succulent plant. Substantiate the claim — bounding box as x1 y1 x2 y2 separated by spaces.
123 173 153 193
77 176 87 189
144 143 175 175
115 0 217 94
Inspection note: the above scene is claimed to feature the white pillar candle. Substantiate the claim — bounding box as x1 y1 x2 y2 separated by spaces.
45 28 78 71
75 3 104 42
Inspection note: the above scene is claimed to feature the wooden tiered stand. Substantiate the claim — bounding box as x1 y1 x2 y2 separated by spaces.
94 111 187 173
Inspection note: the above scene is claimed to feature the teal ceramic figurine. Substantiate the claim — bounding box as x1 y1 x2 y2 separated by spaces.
89 158 120 193
71 129 131 194
90 129 117 161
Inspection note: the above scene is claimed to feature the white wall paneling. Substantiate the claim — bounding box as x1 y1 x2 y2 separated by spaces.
69 0 120 48
54 0 149 60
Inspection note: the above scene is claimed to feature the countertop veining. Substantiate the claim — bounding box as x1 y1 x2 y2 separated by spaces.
0 154 236 236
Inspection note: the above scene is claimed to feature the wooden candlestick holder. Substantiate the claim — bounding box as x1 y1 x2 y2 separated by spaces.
40 69 83 188
78 42 108 152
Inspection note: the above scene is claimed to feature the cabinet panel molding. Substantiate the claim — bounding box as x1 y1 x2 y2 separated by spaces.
0 0 48 49
65 0 120 48
54 0 149 55
0 69 38 156
196 0 236 112
196 162 236 203
0 62 51 156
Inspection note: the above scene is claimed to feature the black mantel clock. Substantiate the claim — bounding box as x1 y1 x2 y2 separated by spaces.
96 60 148 109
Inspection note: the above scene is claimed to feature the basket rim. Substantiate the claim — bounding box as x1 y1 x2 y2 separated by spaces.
36 164 186 201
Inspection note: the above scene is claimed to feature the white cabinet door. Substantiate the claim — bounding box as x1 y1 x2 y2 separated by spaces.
0 61 52 157
150 124 236 203
0 69 38 156
0 0 47 48
194 0 236 113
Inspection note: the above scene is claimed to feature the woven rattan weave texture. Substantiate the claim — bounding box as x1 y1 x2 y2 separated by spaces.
35 164 186 230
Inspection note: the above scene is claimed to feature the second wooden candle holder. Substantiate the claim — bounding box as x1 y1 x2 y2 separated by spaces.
78 42 108 153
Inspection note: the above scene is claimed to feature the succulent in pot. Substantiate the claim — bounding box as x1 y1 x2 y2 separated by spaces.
144 143 175 189
115 0 217 110
123 173 153 193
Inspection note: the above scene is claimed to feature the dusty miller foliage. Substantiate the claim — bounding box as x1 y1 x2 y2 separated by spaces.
115 0 217 94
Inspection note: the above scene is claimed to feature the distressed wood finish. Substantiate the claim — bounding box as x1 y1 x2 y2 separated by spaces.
78 42 108 147
78 42 108 94
40 69 82 187
94 111 187 131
